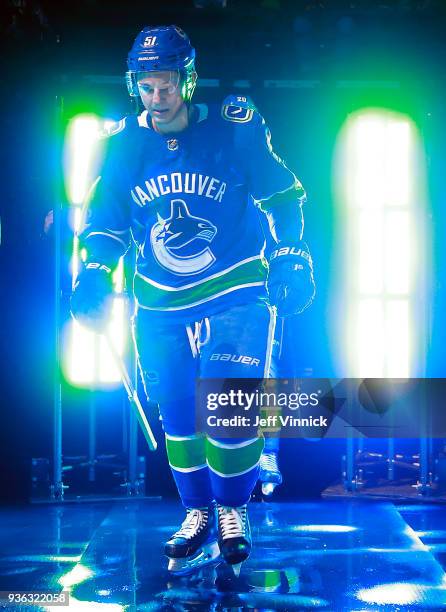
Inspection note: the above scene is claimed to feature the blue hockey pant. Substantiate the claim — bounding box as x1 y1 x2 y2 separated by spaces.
133 301 275 508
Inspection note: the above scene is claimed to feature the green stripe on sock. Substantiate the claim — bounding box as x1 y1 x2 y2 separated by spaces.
166 435 206 470
260 407 282 418
206 437 264 476
259 407 282 433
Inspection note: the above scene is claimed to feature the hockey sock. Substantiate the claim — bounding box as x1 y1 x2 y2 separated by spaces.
264 436 280 453
206 436 264 507
165 433 213 508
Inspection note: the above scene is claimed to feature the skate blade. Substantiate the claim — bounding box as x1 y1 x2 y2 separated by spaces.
231 562 242 577
167 540 220 575
262 482 277 496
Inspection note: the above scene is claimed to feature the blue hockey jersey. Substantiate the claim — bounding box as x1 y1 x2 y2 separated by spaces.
81 96 300 317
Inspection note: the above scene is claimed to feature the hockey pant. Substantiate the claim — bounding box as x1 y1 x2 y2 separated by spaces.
134 301 275 508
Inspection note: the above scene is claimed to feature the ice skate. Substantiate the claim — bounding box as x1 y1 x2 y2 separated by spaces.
217 504 251 574
165 505 220 575
259 451 283 496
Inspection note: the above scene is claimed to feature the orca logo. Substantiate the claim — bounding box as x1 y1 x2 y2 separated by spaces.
150 199 217 275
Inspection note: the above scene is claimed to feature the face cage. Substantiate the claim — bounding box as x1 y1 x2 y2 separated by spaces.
125 69 196 103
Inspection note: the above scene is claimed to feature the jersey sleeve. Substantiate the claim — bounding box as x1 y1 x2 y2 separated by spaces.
79 120 132 267
223 96 297 202
247 113 297 202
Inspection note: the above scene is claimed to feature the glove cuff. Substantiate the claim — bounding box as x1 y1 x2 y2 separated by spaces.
269 241 313 269
84 261 113 274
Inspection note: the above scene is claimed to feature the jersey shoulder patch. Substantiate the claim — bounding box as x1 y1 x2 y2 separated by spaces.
221 94 257 123
98 117 128 140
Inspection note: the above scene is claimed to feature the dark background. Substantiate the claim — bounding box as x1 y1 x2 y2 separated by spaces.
1 0 446 503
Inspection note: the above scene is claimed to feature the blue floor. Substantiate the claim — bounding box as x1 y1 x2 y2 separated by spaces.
1 500 446 610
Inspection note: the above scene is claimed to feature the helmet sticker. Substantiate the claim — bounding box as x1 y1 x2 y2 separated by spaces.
143 36 157 47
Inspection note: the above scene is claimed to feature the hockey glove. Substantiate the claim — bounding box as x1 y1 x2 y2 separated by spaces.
266 241 315 317
70 262 114 331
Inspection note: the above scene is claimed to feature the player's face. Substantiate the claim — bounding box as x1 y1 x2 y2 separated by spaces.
137 71 185 126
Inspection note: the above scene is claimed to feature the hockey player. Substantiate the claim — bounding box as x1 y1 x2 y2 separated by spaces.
71 25 315 574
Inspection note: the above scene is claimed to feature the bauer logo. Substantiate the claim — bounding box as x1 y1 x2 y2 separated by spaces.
210 354 261 367
270 247 311 262
86 262 111 273
143 36 157 47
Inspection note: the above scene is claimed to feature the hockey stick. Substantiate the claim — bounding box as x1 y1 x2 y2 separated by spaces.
104 333 157 451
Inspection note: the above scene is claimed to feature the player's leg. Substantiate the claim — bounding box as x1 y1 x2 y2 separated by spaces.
260 437 283 496
259 316 283 496
199 301 275 566
134 310 218 572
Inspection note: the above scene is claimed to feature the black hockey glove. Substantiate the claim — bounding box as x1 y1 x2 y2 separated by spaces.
266 241 316 317
70 262 114 331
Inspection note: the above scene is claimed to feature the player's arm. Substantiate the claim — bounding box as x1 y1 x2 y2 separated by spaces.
260 181 315 316
260 179 306 244
71 128 132 329
71 200 130 330
228 97 315 316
